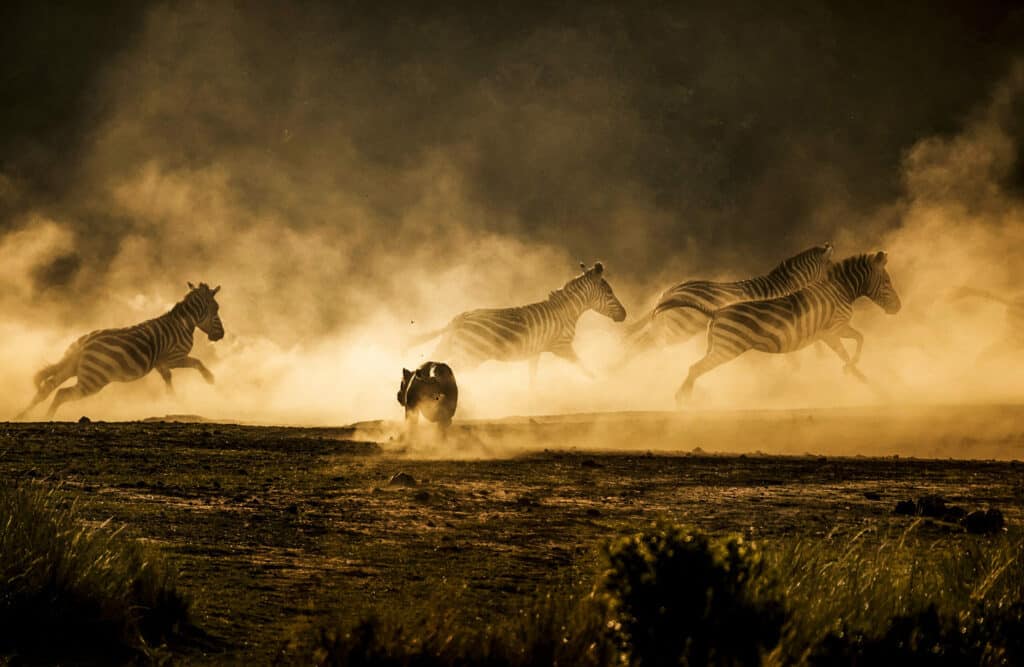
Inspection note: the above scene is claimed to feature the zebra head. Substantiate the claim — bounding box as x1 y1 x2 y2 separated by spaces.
574 262 627 322
865 251 901 314
773 242 835 286
185 282 225 341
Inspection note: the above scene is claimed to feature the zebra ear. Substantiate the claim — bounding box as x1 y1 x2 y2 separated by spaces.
212 285 221 295
188 281 196 290
873 251 888 266
403 368 412 381
579 261 587 272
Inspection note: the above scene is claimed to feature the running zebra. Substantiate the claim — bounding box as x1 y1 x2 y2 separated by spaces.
407 262 626 381
16 282 225 419
622 243 834 357
662 252 900 404
948 286 1024 361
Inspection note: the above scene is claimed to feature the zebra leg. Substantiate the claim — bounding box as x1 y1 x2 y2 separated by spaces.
837 325 864 366
157 366 175 394
15 387 51 420
676 342 743 405
822 336 868 383
46 382 99 419
551 346 594 379
170 357 215 383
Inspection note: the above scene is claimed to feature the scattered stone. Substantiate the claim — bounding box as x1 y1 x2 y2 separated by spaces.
78 416 91 424
864 491 882 501
412 490 430 502
388 472 417 487
285 503 299 514
585 507 602 517
916 494 949 519
894 499 916 515
965 509 1005 535
894 495 1007 534
691 446 705 455
580 458 603 468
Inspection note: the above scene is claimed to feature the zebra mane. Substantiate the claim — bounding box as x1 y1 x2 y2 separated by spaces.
828 253 873 277
548 271 593 303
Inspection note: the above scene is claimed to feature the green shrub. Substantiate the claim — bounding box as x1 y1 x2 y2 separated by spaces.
599 523 785 666
0 482 192 663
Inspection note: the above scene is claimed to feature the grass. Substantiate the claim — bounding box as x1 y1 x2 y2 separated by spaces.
290 522 1024 667
0 481 195 663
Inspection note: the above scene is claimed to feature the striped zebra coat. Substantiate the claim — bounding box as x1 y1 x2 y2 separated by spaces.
622 243 834 356
664 252 900 404
17 282 225 419
408 262 626 380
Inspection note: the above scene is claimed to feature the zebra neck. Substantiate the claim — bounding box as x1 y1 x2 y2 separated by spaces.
545 290 588 325
736 275 781 300
166 304 199 333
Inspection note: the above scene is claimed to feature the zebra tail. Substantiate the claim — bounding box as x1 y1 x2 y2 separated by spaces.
622 310 655 338
33 343 82 392
653 296 715 318
403 323 452 350
947 286 1010 305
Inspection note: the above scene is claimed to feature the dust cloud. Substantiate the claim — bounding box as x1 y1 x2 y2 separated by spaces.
1 4 1023 443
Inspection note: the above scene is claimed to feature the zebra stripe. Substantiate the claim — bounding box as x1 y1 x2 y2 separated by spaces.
410 262 626 379
674 252 900 404
624 243 835 353
16 282 225 419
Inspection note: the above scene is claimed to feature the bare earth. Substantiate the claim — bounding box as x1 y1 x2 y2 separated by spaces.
2 404 1023 663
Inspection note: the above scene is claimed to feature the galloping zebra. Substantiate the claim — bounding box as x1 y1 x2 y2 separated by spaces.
16 282 225 419
407 262 626 381
660 252 900 404
948 286 1024 361
621 243 834 358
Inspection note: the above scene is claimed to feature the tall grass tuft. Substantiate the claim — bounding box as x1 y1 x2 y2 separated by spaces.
770 523 1024 665
0 481 193 663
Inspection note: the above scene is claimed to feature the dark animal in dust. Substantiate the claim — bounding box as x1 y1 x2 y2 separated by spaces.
948 286 1024 361
398 362 458 439
622 243 835 358
406 262 627 382
661 252 901 405
16 283 226 419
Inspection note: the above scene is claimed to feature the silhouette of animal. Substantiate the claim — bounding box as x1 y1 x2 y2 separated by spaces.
17 282 225 419
397 361 458 439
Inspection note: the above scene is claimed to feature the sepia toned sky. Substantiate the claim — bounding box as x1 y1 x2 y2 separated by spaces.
2 1 1023 422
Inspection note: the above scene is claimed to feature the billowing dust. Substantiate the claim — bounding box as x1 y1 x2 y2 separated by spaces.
1 4 1023 459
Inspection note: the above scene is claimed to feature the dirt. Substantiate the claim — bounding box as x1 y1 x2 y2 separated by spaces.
2 405 1023 664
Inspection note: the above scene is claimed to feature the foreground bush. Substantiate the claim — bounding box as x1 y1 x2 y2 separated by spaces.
0 482 192 663
600 524 785 666
299 524 782 666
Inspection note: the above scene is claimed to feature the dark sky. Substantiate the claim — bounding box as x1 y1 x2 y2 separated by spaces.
2 1 1023 330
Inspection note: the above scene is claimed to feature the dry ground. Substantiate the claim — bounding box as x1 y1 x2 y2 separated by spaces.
2 404 1023 663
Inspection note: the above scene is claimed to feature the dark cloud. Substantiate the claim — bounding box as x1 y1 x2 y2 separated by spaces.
2 0 1024 329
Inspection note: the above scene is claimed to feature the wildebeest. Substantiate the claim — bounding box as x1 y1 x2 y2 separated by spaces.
397 361 458 440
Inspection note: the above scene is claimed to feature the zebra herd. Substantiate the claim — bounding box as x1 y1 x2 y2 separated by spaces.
411 244 901 407
11 242 935 419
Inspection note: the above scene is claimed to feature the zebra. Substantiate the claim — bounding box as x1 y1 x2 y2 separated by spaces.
948 286 1024 361
660 252 900 405
406 262 626 381
621 243 835 358
16 282 225 419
